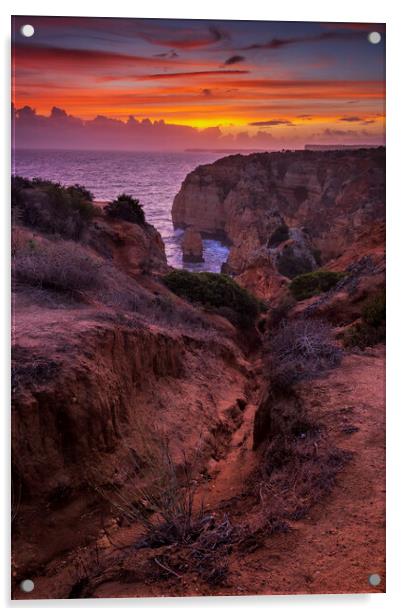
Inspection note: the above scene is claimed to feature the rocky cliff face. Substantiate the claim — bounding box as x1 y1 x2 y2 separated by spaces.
89 211 168 275
172 148 385 285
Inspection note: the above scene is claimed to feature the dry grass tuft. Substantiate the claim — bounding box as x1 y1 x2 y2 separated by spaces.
92 427 206 549
13 240 102 294
266 318 342 391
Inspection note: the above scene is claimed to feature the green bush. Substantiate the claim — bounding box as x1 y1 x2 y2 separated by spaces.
344 290 386 349
362 290 386 327
344 322 385 349
289 270 346 301
11 176 96 239
66 183 94 203
105 194 146 225
163 269 261 328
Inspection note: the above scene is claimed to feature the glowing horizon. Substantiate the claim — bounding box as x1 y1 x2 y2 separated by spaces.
12 16 385 149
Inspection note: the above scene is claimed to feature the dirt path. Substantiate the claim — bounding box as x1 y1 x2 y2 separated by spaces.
224 346 386 595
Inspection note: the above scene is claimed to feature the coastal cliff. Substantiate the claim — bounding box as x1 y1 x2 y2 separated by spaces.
11 165 385 598
172 148 385 286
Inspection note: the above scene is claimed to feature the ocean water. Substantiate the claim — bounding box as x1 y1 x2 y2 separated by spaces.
12 149 230 272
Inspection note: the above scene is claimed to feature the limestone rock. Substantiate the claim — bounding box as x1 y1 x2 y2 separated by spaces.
181 227 204 263
172 148 385 293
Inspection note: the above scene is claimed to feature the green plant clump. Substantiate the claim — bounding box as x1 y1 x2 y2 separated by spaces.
289 270 346 301
105 194 146 225
163 269 261 328
361 290 386 327
344 290 386 349
11 176 96 239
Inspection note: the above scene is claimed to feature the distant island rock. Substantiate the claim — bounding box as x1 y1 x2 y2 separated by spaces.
181 227 204 263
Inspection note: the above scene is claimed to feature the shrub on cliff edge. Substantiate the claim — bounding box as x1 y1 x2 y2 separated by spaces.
344 290 386 349
289 270 346 301
105 194 146 225
11 176 96 239
163 269 261 328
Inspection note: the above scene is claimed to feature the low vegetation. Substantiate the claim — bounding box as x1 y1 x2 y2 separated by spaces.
163 269 262 327
91 427 236 586
276 244 316 279
289 270 346 301
95 432 202 548
266 317 342 391
11 176 96 239
258 415 351 524
105 193 146 225
253 314 350 531
344 290 386 349
13 240 102 294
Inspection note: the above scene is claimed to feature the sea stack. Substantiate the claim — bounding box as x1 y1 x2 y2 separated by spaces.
181 227 204 263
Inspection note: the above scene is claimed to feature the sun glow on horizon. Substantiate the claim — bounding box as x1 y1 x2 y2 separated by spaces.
12 16 385 149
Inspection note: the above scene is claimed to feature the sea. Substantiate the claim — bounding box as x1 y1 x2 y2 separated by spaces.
12 149 230 272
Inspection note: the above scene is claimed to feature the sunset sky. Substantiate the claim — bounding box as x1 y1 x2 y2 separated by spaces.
11 16 385 150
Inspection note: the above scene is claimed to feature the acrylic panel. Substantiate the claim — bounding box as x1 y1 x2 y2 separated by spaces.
11 15 385 600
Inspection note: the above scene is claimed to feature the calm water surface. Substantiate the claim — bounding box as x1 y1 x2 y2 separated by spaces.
12 149 229 272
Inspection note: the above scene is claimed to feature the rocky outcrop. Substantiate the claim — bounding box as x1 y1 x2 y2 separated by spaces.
181 227 204 262
89 213 168 275
172 148 385 283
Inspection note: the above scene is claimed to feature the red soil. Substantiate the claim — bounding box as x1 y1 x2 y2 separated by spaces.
14 345 384 599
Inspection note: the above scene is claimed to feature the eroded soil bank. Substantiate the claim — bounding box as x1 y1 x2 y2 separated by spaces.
12 319 385 598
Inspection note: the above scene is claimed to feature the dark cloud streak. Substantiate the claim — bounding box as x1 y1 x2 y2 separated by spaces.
224 55 245 65
139 69 249 80
241 30 364 51
249 119 294 126
339 116 363 122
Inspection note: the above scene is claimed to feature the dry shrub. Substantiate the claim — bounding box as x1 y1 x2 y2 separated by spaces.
12 240 102 294
89 425 240 587
142 514 236 586
11 226 27 257
252 315 350 534
259 433 351 523
92 428 206 548
252 389 351 532
267 318 342 391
